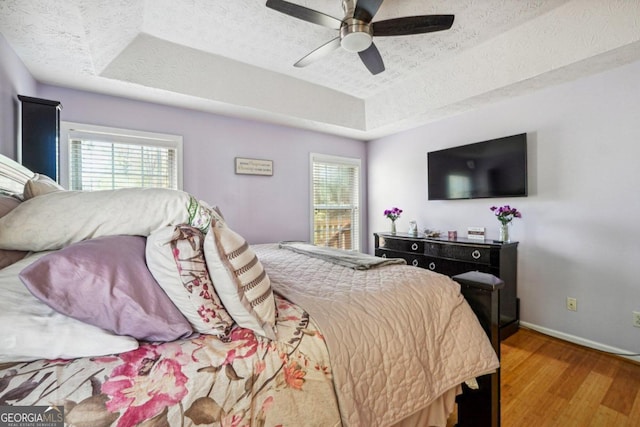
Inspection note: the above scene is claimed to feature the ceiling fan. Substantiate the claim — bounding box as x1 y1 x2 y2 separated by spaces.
265 0 454 75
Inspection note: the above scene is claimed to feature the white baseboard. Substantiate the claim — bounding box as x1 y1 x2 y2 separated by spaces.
519 321 640 363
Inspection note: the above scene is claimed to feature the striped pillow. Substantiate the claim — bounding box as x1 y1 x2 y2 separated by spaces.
203 215 277 340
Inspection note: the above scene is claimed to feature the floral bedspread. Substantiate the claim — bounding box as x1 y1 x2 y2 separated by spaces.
0 295 341 427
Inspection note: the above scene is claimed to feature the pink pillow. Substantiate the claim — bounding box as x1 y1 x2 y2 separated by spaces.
0 194 20 216
0 195 27 269
0 250 28 270
19 235 193 342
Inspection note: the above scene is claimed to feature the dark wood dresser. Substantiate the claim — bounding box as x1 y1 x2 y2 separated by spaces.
374 232 519 340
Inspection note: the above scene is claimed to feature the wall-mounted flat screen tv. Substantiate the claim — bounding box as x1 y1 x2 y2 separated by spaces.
427 133 528 200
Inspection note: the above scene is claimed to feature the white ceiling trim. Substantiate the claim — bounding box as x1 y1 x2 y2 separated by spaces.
101 33 366 130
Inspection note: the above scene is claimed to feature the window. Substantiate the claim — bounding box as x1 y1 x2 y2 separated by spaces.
310 153 361 251
59 122 183 191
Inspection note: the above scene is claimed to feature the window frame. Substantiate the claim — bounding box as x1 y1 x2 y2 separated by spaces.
59 121 183 190
309 153 362 252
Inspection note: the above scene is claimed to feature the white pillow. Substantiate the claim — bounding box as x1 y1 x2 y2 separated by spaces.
23 173 65 199
0 253 139 363
203 215 277 340
146 225 234 336
0 188 212 251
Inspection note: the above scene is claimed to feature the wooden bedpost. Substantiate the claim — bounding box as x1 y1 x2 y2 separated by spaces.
453 271 503 427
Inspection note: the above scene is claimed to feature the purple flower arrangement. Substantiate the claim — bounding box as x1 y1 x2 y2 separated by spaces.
490 205 522 225
384 207 403 221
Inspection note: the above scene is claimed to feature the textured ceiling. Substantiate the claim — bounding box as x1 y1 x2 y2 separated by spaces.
1 0 640 140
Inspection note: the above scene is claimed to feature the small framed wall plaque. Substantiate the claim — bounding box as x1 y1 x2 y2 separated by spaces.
235 157 273 176
467 227 486 240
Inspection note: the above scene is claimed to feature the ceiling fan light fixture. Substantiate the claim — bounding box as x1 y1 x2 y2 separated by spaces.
266 0 455 75
340 19 373 52
341 32 372 52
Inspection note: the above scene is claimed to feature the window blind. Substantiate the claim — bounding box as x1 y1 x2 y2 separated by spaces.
311 154 360 251
70 140 177 191
62 123 182 192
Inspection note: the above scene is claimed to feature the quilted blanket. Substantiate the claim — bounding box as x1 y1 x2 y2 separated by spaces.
254 244 500 427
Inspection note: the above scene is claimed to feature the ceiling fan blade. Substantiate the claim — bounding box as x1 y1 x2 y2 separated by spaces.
266 0 342 29
373 15 455 36
354 0 384 23
294 37 341 68
358 42 385 75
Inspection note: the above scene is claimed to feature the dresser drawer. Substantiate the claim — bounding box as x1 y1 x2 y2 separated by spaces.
425 242 491 264
377 236 424 254
375 249 429 268
424 257 493 276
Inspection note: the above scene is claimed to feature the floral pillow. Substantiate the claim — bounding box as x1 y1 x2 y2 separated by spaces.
146 225 234 337
203 213 277 340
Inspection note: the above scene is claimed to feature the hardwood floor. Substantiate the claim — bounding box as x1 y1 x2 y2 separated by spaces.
501 328 640 426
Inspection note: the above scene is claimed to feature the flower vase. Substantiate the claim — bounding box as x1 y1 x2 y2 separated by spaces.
390 220 396 235
499 223 510 242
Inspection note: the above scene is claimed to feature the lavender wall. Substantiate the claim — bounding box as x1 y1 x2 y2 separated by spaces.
36 85 367 246
0 34 37 158
367 60 640 356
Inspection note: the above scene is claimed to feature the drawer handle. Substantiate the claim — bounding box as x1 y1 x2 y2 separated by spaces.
411 243 419 251
428 262 436 270
381 253 387 258
471 250 481 260
412 259 419 267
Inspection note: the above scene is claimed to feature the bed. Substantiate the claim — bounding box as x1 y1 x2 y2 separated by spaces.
0 153 500 427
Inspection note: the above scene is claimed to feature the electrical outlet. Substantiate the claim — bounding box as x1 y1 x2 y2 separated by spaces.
633 311 640 328
567 297 577 311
